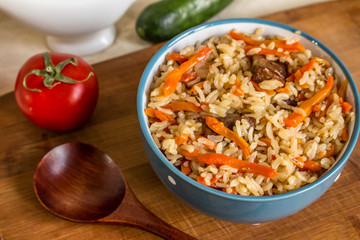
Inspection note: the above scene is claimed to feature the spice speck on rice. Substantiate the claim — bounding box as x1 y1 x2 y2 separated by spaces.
145 29 354 196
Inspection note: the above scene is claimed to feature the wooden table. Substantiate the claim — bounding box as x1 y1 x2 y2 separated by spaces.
1 0 359 239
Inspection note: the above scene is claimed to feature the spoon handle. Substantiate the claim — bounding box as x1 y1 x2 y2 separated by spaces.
100 185 197 240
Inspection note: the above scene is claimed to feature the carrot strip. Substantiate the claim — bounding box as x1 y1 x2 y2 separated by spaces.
197 175 221 187
229 31 259 45
197 176 206 185
299 82 309 89
325 144 335 157
286 57 327 88
181 148 201 159
181 72 198 83
154 110 176 124
284 75 334 128
178 47 213 73
145 107 156 118
234 77 244 96
145 107 175 124
302 160 321 172
148 118 160 124
174 133 189 146
251 80 275 95
205 117 252 159
196 176 208 186
163 101 203 112
163 47 213 97
259 138 272 147
162 69 183 97
317 151 325 158
196 136 216 150
312 104 322 112
229 31 305 52
196 153 278 178
284 114 307 129
276 82 290 93
168 53 188 64
181 160 192 175
298 93 307 101
293 156 321 172
341 126 350 141
293 156 305 168
341 102 352 112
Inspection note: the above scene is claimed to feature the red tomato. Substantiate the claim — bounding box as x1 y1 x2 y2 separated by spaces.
15 52 98 131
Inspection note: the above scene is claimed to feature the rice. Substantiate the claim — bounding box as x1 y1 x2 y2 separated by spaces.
145 28 354 196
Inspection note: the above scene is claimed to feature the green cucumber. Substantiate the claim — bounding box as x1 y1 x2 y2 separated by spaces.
136 0 233 43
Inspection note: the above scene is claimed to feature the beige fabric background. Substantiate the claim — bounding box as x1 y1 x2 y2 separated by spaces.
0 0 330 96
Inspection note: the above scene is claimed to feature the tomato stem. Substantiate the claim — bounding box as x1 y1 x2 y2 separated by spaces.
23 52 94 92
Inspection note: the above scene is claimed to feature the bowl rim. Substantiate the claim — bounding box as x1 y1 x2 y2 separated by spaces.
137 18 360 202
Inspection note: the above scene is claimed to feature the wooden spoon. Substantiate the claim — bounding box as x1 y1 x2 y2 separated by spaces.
34 142 196 240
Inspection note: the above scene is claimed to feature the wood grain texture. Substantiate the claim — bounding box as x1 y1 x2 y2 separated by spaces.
1 0 359 239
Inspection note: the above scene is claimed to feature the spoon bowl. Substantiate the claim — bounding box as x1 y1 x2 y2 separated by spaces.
34 142 196 240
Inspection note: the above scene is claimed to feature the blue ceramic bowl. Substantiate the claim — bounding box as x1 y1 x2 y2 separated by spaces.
136 19 360 223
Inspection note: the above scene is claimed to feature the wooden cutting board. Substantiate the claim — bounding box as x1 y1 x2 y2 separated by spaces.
1 0 359 239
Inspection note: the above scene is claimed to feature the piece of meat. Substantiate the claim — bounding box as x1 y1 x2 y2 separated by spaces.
203 122 217 136
197 117 216 136
284 99 297 107
252 55 287 85
218 114 241 130
244 116 256 128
